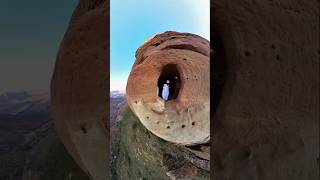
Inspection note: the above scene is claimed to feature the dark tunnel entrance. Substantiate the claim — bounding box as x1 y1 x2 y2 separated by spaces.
157 64 181 101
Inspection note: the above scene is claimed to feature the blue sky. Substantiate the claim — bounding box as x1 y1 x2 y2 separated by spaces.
0 0 77 93
110 0 210 91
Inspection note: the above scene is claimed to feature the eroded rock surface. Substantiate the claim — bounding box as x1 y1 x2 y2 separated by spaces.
126 31 210 146
212 0 319 179
51 0 108 180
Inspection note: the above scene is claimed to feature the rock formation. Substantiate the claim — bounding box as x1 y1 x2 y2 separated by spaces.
51 0 108 180
212 0 319 179
50 0 319 179
126 31 210 146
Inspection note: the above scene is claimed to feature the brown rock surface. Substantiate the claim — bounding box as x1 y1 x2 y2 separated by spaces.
49 0 319 179
212 0 319 179
51 0 108 180
126 31 210 145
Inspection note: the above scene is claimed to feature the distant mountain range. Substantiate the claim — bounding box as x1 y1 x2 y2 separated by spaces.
0 90 89 180
0 90 126 116
110 90 125 98
0 91 49 115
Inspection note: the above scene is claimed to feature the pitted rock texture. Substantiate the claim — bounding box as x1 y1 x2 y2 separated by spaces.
212 0 319 179
51 0 108 180
126 31 210 145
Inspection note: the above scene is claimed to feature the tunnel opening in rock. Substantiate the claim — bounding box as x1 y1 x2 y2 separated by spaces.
157 64 181 101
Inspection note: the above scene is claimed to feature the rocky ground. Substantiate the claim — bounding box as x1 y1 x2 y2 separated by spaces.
110 92 127 146
110 107 210 180
110 91 210 180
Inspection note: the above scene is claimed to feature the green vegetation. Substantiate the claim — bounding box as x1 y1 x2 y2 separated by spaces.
111 108 170 180
111 108 210 180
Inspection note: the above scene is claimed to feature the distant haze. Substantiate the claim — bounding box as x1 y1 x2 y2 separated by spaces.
0 0 77 93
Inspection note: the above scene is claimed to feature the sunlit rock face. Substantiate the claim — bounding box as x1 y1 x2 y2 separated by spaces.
126 31 210 145
51 0 108 180
212 0 319 179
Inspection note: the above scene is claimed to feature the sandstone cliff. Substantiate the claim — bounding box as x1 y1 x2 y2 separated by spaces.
212 0 319 179
51 0 108 179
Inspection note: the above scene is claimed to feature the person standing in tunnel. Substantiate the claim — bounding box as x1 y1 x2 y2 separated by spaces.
162 80 170 101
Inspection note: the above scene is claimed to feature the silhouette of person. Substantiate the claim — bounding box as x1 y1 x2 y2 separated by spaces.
162 80 170 101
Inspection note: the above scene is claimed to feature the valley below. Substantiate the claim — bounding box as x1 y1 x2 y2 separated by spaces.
0 91 89 180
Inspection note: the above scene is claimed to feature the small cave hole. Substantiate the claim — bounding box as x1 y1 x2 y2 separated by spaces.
81 124 87 134
153 42 161 47
167 126 170 129
181 125 186 128
191 122 195 126
157 64 181 101
245 51 251 57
